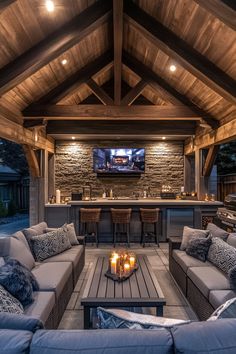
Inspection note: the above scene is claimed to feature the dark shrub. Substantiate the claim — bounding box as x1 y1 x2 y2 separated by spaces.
8 199 17 216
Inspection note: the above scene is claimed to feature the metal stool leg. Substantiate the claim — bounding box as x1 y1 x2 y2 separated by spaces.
155 222 159 247
113 223 116 248
127 224 130 248
96 223 99 248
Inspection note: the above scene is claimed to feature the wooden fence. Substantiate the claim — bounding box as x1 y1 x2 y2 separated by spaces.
217 174 236 201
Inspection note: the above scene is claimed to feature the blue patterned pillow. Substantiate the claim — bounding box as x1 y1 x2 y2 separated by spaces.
97 307 189 329
31 227 71 262
207 237 236 274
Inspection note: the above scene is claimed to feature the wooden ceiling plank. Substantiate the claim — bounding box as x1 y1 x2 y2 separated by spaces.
22 145 40 177
123 51 219 128
113 0 123 105
193 0 236 30
124 0 236 104
23 104 202 120
203 145 220 177
121 79 147 105
86 78 114 105
0 0 16 11
0 0 112 96
185 119 236 154
25 51 113 107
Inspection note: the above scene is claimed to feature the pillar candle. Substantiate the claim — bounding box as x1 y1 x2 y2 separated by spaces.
111 258 117 275
130 256 135 270
56 189 61 204
124 263 130 275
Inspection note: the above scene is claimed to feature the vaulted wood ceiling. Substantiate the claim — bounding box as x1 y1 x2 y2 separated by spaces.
0 0 235 141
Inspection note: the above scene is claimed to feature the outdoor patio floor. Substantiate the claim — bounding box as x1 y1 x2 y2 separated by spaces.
59 243 198 329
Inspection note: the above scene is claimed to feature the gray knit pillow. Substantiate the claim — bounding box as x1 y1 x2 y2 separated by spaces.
186 236 212 262
180 226 210 251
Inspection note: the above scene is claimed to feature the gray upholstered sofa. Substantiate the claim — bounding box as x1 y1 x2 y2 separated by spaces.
1 314 236 354
0 222 85 329
169 232 236 320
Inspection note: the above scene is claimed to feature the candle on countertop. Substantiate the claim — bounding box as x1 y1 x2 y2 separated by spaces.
111 258 117 275
124 263 130 275
129 256 135 269
56 189 61 204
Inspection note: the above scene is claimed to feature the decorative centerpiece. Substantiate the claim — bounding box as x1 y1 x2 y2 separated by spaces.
105 250 138 282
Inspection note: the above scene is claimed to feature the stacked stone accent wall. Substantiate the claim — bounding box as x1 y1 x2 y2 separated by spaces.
55 141 184 198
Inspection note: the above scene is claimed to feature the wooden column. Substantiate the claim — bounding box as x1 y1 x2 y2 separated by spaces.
195 148 208 200
184 155 193 192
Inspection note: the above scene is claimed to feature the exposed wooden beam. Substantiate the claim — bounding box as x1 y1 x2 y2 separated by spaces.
0 0 16 12
123 51 219 128
185 119 236 154
121 80 147 105
27 51 113 106
203 145 220 177
113 0 123 105
0 0 112 96
124 0 236 104
23 104 202 121
46 120 196 136
86 79 114 105
0 114 54 153
193 0 236 30
22 145 40 178
23 119 47 129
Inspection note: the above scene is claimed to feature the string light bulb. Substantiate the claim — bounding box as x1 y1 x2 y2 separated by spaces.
45 0 54 12
169 64 176 72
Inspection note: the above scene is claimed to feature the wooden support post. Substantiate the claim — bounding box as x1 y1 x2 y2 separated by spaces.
195 149 207 200
22 145 40 178
48 153 55 199
184 155 194 192
203 145 219 177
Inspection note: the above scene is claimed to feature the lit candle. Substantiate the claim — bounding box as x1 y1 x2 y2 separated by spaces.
111 258 117 275
124 263 130 275
129 256 135 270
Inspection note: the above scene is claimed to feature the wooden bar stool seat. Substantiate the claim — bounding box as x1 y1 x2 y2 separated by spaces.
111 208 132 248
80 208 101 247
140 208 160 247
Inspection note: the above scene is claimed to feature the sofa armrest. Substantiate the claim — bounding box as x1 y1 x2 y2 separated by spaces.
77 236 85 245
169 237 182 254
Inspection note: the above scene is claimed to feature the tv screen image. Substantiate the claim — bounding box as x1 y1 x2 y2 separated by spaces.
93 148 145 174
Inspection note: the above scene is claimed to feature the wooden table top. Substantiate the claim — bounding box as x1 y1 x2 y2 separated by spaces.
81 254 166 307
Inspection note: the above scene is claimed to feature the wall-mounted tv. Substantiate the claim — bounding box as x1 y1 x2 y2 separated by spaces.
93 148 145 174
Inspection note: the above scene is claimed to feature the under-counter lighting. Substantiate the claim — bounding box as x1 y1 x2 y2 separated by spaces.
162 137 166 140
169 64 176 72
61 59 67 65
45 0 54 12
71 136 75 140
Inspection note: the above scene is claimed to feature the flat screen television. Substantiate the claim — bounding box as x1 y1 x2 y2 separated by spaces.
93 148 145 174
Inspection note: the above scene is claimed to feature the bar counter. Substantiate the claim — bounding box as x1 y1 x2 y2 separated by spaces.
45 198 222 242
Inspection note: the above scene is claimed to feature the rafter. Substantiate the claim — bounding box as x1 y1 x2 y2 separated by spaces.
124 0 236 104
0 0 16 12
121 80 147 105
113 0 123 105
193 0 236 30
86 79 114 105
22 145 40 177
0 0 112 96
123 51 219 128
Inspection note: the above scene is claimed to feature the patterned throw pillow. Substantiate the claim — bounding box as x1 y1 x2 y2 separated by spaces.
186 236 212 262
0 260 35 307
97 307 189 329
180 226 210 251
31 227 71 262
208 297 236 321
207 237 236 274
0 285 23 314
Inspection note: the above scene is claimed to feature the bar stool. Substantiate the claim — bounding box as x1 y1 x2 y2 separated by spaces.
111 208 132 248
80 208 101 247
140 208 160 247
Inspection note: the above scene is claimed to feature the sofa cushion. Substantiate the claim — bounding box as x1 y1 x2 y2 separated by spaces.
185 236 212 262
31 228 71 262
31 328 173 354
66 223 79 246
188 266 230 298
227 233 236 248
207 222 229 241
0 312 43 332
12 231 31 251
32 262 72 299
0 329 33 354
23 222 48 252
180 226 209 251
97 307 189 329
209 290 236 310
207 237 236 274
172 250 211 273
0 284 23 314
0 236 35 270
24 291 55 326
171 319 236 354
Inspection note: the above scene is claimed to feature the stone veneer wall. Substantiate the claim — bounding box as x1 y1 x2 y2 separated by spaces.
55 141 184 198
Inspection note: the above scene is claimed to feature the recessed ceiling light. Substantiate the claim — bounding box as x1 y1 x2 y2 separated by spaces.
61 59 67 65
169 64 176 72
72 136 75 140
45 0 54 12
162 137 166 140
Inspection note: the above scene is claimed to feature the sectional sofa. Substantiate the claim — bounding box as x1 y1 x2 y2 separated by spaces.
169 232 236 320
0 222 85 329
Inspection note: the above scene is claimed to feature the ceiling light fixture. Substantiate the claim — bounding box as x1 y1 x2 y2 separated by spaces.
169 64 176 72
162 137 166 140
45 0 54 12
61 59 67 65
72 136 75 140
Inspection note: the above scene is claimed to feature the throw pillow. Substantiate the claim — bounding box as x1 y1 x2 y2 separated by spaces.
180 226 210 251
186 236 212 262
5 258 39 291
227 233 236 249
0 312 43 332
0 285 23 314
31 227 71 262
206 223 229 241
66 223 79 246
208 297 236 320
0 260 35 307
97 307 189 329
207 237 236 274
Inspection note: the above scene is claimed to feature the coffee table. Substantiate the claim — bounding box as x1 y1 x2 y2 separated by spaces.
81 254 166 328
